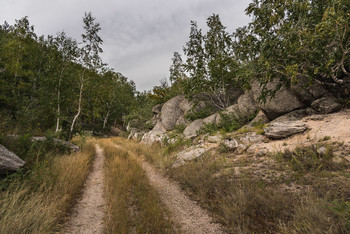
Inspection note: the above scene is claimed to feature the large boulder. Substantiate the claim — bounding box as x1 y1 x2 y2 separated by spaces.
173 146 207 168
160 95 185 131
0 145 25 174
252 81 305 120
184 119 204 139
142 121 167 144
237 91 258 118
203 113 220 125
264 121 307 139
311 94 342 114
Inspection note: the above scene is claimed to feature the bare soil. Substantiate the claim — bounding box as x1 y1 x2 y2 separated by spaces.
61 145 105 234
141 161 225 234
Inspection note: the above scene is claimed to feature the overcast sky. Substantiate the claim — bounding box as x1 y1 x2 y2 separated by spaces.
0 0 252 91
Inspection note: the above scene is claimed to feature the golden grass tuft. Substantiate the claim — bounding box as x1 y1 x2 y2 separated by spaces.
0 141 95 233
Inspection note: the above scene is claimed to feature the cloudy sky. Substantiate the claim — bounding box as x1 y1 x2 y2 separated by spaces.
0 0 252 91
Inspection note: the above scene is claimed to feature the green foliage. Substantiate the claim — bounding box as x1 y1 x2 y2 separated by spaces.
0 14 138 137
235 0 350 99
184 103 216 121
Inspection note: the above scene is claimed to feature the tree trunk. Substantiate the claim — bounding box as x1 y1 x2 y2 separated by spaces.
55 68 64 132
70 75 84 133
103 109 110 129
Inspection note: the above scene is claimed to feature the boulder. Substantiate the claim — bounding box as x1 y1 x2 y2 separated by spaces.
240 133 268 145
237 91 258 118
311 94 342 114
308 83 329 99
207 135 222 143
179 99 193 114
223 139 239 150
173 146 207 167
203 113 220 125
249 110 270 126
161 95 185 131
252 81 305 120
291 85 315 105
0 145 25 174
31 137 80 152
184 119 204 139
110 127 125 136
141 121 167 144
152 104 163 114
264 121 307 139
271 109 310 123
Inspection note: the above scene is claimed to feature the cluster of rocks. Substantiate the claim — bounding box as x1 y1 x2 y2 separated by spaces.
136 79 342 144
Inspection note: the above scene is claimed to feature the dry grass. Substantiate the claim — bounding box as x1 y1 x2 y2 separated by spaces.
100 139 174 233
0 141 95 233
129 137 350 233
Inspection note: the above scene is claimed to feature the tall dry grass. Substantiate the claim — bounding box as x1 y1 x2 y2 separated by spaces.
0 141 95 233
101 139 174 233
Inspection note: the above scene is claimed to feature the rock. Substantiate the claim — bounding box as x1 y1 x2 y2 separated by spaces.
252 81 305 120
291 85 315 105
264 121 307 139
184 119 204 139
152 104 163 114
236 144 248 154
142 121 167 144
207 135 222 143
223 104 241 118
161 95 185 131
240 133 268 145
203 113 220 125
175 116 188 126
311 94 342 114
308 83 328 99
173 147 207 167
317 147 327 156
237 91 258 118
249 110 270 126
31 137 80 152
0 145 25 174
223 139 239 150
179 99 193 114
272 109 310 123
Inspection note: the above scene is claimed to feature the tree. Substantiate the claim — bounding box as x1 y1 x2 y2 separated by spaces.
183 15 241 109
169 52 186 84
70 12 104 134
235 0 350 99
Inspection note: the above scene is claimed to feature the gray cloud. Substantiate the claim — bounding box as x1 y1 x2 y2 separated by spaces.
0 0 252 91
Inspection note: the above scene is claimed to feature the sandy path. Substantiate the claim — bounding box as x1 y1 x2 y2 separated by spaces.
61 145 105 234
141 161 225 234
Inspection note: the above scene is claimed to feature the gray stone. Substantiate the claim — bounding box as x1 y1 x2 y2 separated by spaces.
291 85 315 105
152 104 163 114
179 99 193 114
236 144 248 154
161 95 185 131
264 121 307 139
173 147 207 167
252 81 305 120
237 91 258 118
0 145 25 174
240 133 267 145
311 94 342 114
308 84 328 99
249 110 270 126
271 109 309 123
207 135 222 143
184 119 204 139
223 139 239 149
142 121 167 144
31 137 80 152
203 113 220 125
317 147 327 156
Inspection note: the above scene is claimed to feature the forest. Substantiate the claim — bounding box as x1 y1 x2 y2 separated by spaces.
1 0 349 138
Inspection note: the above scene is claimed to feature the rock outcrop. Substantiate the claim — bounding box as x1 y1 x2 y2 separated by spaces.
161 95 186 131
142 121 167 144
184 119 204 139
0 145 25 174
264 121 307 139
311 94 342 114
